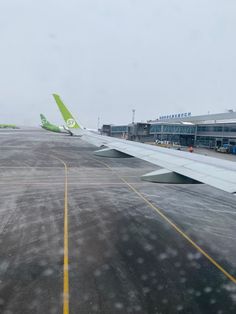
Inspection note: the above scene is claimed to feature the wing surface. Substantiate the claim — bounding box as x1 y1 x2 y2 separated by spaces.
81 130 236 194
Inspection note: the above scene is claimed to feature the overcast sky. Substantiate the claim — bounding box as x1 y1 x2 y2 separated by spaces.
0 0 236 128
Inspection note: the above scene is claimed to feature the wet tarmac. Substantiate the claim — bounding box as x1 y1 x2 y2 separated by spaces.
0 128 236 314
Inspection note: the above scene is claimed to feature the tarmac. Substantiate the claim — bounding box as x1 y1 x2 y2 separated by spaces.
0 128 236 314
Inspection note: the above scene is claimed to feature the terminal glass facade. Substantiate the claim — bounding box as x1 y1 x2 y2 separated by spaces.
111 125 128 133
105 122 236 148
150 125 162 133
197 124 236 133
150 124 195 135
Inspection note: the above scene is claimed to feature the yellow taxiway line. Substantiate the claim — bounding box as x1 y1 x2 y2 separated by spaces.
95 158 236 285
63 162 69 314
120 177 236 284
52 156 70 314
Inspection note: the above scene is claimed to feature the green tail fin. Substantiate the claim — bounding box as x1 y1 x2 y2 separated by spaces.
40 114 49 126
53 94 81 129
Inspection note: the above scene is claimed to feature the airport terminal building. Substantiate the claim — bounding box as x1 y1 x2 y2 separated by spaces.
101 112 236 149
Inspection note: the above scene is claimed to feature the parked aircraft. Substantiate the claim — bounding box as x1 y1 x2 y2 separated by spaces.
0 124 18 129
53 94 236 194
40 114 72 135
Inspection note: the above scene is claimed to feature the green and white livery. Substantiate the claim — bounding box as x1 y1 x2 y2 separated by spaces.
53 94 81 129
40 114 72 135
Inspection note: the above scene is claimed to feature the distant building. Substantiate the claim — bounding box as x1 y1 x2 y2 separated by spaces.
101 112 236 148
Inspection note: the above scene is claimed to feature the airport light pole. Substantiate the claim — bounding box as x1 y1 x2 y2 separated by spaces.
132 109 136 124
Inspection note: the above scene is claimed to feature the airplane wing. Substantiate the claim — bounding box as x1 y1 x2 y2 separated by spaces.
53 94 236 194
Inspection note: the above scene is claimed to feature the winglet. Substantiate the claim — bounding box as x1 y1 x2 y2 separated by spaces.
53 94 81 129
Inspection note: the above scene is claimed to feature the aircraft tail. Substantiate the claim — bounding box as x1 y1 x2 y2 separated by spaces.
40 114 49 126
53 94 81 129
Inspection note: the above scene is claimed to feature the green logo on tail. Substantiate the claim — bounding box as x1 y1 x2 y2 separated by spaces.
66 118 76 128
40 114 49 126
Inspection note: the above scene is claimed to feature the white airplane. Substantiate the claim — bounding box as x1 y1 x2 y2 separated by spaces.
53 94 236 195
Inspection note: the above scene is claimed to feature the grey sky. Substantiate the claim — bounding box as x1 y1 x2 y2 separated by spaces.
0 0 236 128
